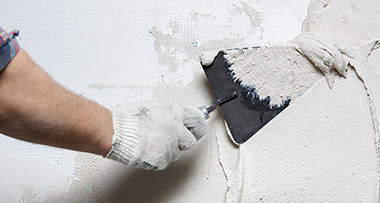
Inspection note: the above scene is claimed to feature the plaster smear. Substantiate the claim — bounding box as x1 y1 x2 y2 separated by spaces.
224 45 322 106
148 1 266 72
148 0 304 74
225 0 380 202
222 30 350 106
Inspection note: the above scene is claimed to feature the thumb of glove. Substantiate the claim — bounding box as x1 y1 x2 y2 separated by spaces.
180 105 207 141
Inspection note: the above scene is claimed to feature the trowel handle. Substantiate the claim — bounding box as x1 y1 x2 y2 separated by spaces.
199 91 237 119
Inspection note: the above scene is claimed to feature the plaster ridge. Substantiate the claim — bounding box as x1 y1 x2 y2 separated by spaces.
225 150 244 203
213 130 229 182
351 68 380 202
349 40 380 202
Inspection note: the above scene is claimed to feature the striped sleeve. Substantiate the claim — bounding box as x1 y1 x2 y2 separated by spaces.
0 27 20 72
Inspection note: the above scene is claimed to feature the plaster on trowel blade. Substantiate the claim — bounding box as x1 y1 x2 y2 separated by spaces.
202 50 289 145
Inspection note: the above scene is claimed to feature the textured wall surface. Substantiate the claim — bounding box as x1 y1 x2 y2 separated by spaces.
1 0 378 202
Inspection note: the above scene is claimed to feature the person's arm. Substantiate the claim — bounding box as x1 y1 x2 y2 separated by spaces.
0 49 207 170
0 49 114 156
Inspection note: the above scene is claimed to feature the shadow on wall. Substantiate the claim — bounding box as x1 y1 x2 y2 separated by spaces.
102 158 198 203
44 75 216 203
47 144 205 203
100 78 215 202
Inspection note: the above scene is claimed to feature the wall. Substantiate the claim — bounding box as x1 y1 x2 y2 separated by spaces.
0 0 378 202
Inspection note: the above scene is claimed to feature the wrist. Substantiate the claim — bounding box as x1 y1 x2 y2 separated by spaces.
92 107 114 156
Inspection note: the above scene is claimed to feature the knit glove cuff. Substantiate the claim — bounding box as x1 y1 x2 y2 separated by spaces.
105 107 140 165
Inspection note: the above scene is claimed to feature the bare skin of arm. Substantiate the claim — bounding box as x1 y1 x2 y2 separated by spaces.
0 49 113 156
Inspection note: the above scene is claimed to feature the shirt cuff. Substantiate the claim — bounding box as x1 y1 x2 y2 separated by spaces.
0 27 20 72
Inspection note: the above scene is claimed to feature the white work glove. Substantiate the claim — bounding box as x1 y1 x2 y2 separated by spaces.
105 103 207 170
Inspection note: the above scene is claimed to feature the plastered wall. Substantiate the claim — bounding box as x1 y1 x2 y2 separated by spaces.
1 0 378 202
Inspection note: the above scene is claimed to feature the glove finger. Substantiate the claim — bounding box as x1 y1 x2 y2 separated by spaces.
180 106 207 141
178 125 197 150
171 144 181 161
154 144 179 170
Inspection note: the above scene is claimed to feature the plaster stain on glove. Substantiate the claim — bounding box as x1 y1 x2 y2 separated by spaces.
138 108 150 118
184 117 206 140
107 103 207 170
134 160 159 171
182 106 207 141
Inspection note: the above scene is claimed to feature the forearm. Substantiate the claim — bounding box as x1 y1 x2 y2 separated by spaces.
0 49 113 156
0 48 207 171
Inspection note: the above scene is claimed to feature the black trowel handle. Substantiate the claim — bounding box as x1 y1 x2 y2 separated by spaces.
199 91 237 119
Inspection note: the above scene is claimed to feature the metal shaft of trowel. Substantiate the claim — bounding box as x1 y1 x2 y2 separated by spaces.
199 91 237 119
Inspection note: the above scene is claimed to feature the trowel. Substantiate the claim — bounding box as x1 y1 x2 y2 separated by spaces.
199 50 290 145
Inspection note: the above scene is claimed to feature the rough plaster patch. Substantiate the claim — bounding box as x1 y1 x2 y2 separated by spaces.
40 153 104 202
0 156 74 202
21 184 41 203
234 2 263 31
149 5 264 71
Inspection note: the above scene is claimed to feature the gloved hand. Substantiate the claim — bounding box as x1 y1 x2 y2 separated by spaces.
105 103 207 170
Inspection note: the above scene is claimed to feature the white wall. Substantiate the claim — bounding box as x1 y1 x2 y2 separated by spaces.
1 0 378 202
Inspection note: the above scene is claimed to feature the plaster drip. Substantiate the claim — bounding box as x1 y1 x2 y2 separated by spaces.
214 126 229 184
225 150 244 203
213 117 244 203
214 123 244 203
